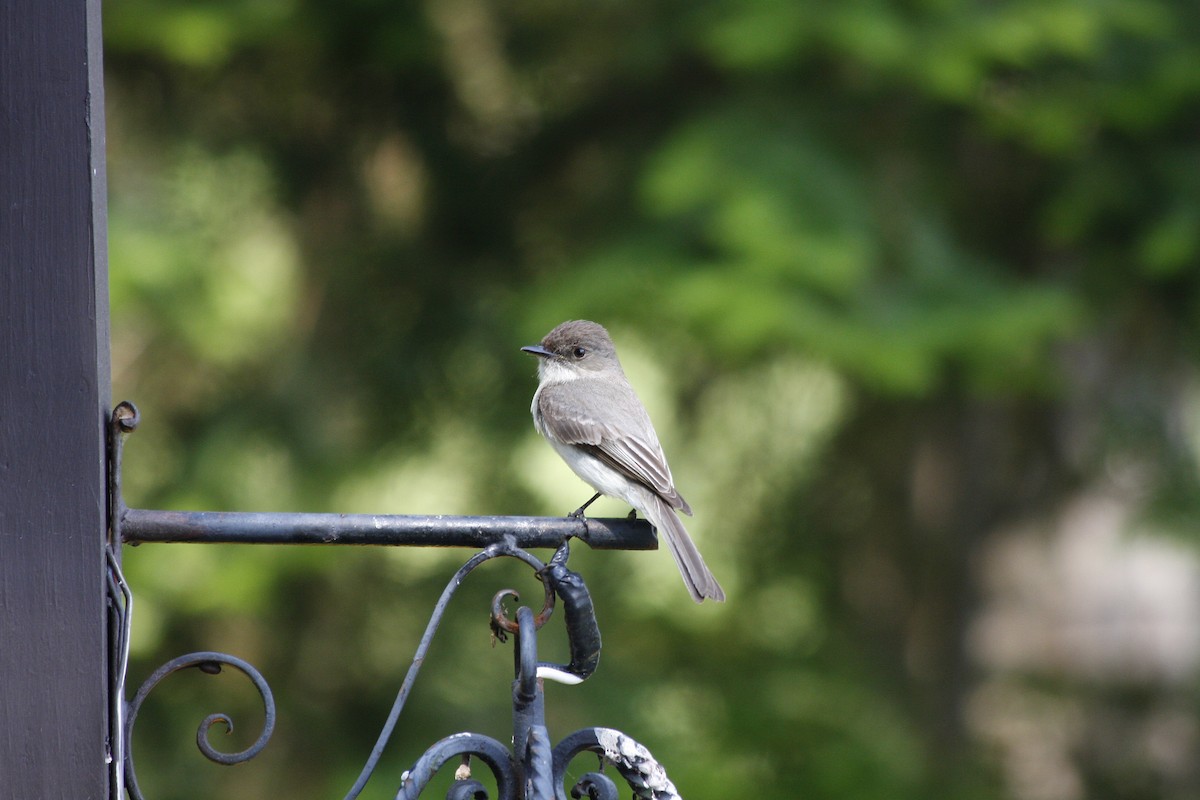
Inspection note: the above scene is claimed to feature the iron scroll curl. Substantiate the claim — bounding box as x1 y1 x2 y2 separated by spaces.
122 651 277 800
551 728 682 800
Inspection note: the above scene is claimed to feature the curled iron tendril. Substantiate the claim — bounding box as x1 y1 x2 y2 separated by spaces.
568 773 619 800
552 728 681 800
123 651 276 800
490 580 555 637
446 778 491 800
393 733 516 800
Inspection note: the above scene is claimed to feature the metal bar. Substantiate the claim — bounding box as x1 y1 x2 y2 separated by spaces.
120 507 658 550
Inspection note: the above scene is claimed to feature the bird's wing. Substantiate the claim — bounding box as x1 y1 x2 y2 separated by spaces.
537 380 691 514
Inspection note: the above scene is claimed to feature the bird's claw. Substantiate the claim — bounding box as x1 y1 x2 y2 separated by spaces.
568 492 602 520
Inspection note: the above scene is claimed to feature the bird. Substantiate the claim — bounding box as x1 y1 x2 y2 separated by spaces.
522 320 725 602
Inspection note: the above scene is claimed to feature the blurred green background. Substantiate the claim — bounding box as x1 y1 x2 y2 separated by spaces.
105 1 1200 798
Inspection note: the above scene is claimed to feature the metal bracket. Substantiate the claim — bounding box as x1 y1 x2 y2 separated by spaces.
105 401 681 799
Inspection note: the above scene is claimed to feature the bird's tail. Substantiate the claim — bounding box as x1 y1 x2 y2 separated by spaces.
644 495 726 603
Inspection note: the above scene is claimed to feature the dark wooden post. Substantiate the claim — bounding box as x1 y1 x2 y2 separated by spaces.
0 0 112 797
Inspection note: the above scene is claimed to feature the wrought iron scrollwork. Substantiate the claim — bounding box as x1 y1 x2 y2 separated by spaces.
112 543 682 800
343 539 551 800
565 772 619 800
446 777 492 800
552 729 681 800
391 564 682 800
107 402 686 799
122 651 277 800
394 733 516 800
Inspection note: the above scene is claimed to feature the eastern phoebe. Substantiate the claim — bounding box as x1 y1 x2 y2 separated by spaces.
522 320 725 602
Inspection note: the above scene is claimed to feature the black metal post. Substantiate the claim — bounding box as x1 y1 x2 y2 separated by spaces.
512 606 554 800
0 0 111 797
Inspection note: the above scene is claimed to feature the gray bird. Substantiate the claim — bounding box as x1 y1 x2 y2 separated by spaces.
522 320 725 602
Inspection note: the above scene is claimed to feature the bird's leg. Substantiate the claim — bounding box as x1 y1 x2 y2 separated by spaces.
568 492 602 519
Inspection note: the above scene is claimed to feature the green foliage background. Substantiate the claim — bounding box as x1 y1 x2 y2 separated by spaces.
105 1 1200 798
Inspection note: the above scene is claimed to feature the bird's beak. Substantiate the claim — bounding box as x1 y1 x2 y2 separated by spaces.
521 345 553 358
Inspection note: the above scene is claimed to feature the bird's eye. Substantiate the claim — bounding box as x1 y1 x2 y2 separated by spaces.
572 346 587 359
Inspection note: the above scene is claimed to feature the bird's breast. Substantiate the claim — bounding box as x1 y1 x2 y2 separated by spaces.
548 438 643 504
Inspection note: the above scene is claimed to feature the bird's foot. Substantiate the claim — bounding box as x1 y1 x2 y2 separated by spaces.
568 492 602 519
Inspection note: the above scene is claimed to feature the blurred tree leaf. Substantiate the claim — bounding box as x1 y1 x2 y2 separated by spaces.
104 0 1200 798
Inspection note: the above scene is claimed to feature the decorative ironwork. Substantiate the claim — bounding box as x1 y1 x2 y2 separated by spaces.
123 652 277 800
107 401 685 799
553 729 681 800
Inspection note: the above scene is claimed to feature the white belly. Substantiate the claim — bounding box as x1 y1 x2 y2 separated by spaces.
547 438 646 508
